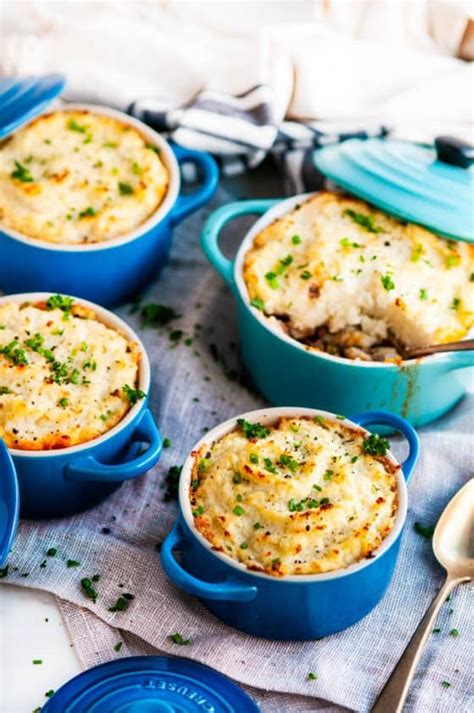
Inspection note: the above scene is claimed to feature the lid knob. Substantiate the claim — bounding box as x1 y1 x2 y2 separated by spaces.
434 136 474 169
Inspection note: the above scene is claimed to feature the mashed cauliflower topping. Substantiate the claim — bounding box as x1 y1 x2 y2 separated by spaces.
190 415 399 576
0 110 168 244
0 297 143 450
244 193 474 361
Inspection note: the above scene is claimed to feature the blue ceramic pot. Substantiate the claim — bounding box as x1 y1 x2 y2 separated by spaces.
201 196 474 428
161 407 419 640
1 293 162 519
0 105 219 307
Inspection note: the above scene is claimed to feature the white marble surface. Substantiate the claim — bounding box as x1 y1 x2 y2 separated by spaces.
0 586 80 712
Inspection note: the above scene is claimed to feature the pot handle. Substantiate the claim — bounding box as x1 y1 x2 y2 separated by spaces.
200 199 279 291
169 145 219 227
65 409 162 482
161 518 258 602
350 410 420 483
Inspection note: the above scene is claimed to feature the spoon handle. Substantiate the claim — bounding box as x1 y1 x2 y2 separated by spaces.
405 339 474 359
371 576 458 713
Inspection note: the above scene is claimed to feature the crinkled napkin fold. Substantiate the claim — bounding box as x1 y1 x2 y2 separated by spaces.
2 192 473 712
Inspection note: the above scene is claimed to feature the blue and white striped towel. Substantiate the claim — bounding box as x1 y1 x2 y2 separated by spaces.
129 84 389 195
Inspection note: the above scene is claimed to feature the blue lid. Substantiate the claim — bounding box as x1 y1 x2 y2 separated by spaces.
0 439 19 567
42 656 259 712
314 137 474 243
0 74 66 139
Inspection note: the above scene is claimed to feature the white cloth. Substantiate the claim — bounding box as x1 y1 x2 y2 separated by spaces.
1 184 473 712
1 1 473 145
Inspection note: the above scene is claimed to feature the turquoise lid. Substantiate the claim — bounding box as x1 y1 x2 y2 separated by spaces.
314 137 474 243
0 439 19 567
42 656 259 712
0 74 66 139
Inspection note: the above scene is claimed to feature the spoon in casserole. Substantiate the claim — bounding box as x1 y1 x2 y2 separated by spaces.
372 478 474 713
402 338 474 360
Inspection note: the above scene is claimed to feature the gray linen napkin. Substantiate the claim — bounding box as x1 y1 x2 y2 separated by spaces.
2 181 473 712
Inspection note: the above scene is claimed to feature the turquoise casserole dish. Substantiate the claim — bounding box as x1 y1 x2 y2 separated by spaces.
201 195 474 428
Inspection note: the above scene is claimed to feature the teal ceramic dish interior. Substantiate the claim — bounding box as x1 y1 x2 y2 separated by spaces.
201 195 474 428
0 292 162 519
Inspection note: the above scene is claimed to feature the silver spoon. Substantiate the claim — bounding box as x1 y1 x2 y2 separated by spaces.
402 339 474 360
372 478 474 713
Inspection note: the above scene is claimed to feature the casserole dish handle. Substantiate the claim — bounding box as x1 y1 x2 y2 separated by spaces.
169 145 219 226
201 199 279 291
161 518 258 602
65 409 162 482
350 411 419 482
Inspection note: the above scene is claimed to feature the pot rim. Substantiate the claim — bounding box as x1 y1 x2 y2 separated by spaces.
0 292 150 458
232 192 469 369
179 406 408 583
0 103 180 253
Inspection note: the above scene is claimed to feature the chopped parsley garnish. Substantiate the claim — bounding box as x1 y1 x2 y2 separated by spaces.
237 418 269 440
419 288 429 301
323 469 334 480
250 298 265 311
198 458 210 472
414 522 435 539
249 453 259 464
340 237 361 248
192 505 204 517
351 455 358 463
381 273 395 291
313 415 325 426
67 559 80 568
46 294 74 314
114 641 123 652
362 433 390 456
307 672 317 681
118 181 134 195
0 340 28 365
279 254 293 269
300 270 312 280
449 628 459 637
441 681 451 688
263 457 276 474
0 386 13 395
169 632 191 645
253 522 262 529
46 547 57 557
343 208 383 233
108 593 134 612
240 542 249 549
57 397 68 408
45 690 55 698
25 333 44 352
432 628 441 633
146 144 161 155
81 577 98 603
232 473 242 484
265 271 279 289
278 453 299 472
122 384 146 405
291 234 302 244
0 565 9 578
288 497 325 512
233 505 245 516
67 118 88 133
450 298 461 310
470 273 474 282
79 206 97 218
163 438 171 448
141 302 180 327
11 160 34 182
32 659 43 665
